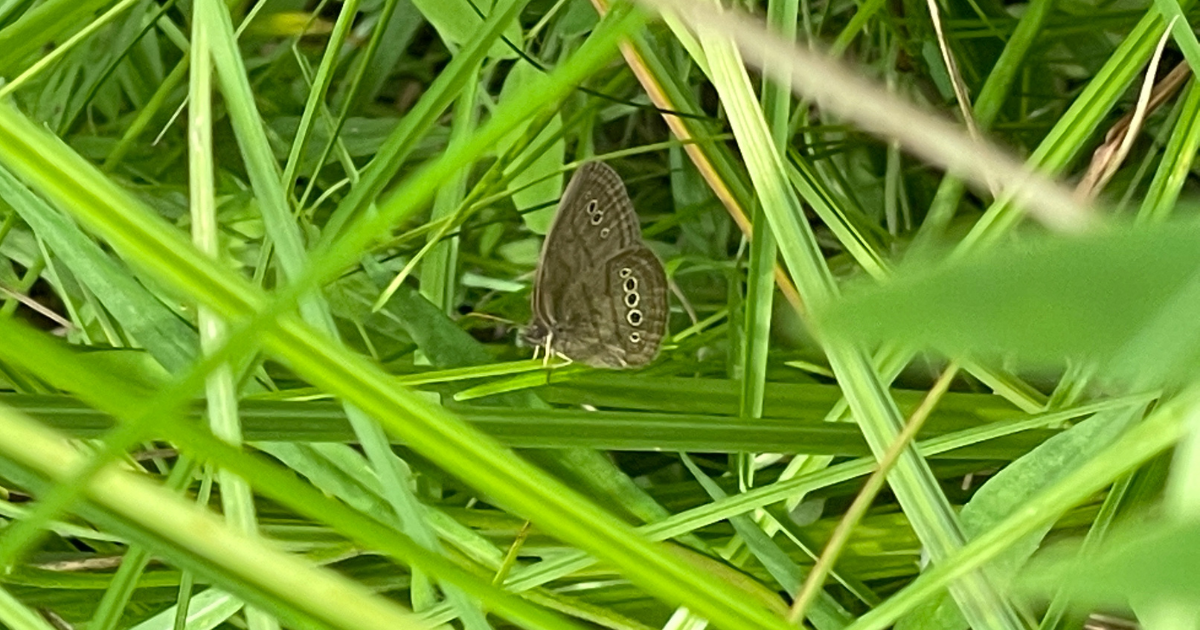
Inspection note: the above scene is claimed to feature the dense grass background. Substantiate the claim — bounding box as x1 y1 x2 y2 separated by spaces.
0 0 1196 628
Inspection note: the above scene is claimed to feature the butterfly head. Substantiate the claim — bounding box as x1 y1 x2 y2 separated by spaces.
522 320 550 348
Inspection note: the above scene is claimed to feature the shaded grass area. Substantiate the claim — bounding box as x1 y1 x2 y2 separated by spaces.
0 0 1195 629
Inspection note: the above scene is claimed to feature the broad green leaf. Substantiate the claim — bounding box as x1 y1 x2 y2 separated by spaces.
498 59 565 235
412 0 523 59
1021 518 1200 606
818 223 1200 387
897 407 1142 630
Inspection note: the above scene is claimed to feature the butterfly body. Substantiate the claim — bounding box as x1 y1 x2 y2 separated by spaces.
525 162 668 368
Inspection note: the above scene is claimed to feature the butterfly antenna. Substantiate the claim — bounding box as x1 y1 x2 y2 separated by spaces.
462 311 515 325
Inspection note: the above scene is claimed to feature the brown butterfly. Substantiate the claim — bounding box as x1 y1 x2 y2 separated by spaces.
524 162 668 368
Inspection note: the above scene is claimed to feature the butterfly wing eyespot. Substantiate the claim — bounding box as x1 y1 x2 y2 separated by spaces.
590 212 604 225
626 309 643 326
629 331 642 343
619 267 632 278
600 227 611 238
625 292 639 307
623 277 637 292
586 199 599 213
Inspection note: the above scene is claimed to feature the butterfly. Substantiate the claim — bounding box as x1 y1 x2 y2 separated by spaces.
524 162 668 368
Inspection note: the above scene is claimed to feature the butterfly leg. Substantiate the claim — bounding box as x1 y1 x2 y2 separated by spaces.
541 331 555 368
541 332 574 368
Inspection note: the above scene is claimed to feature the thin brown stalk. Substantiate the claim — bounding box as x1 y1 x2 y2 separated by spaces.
591 0 804 313
788 364 960 623
0 285 74 331
1076 21 1180 199
925 0 981 141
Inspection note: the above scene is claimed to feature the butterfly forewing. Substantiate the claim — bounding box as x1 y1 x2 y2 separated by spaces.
532 163 642 323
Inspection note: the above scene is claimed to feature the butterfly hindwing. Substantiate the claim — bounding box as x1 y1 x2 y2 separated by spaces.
603 246 668 367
